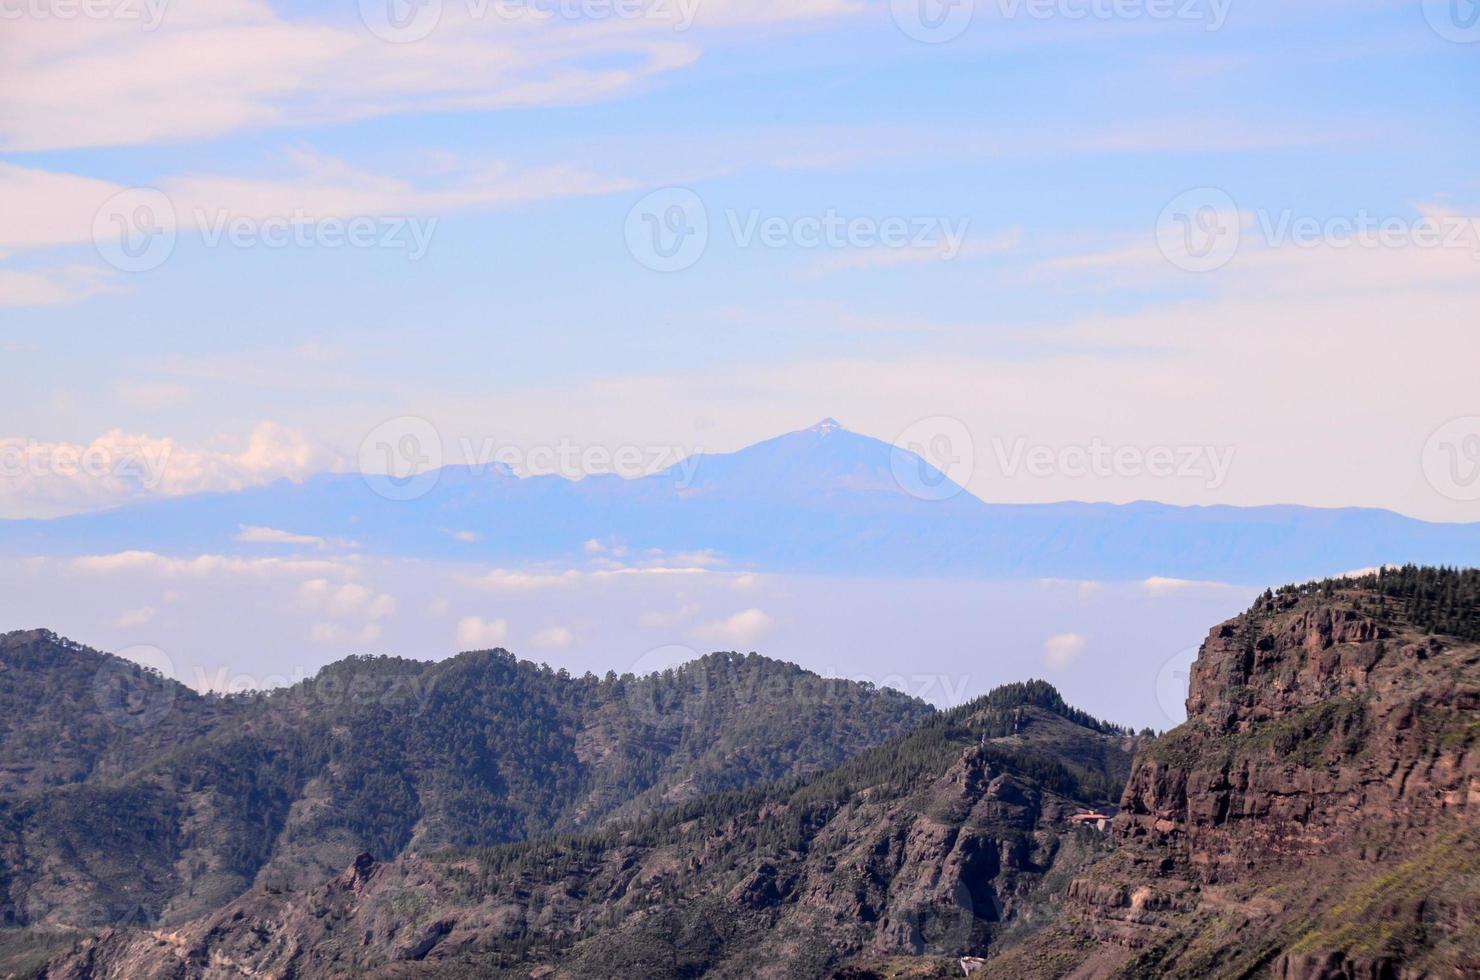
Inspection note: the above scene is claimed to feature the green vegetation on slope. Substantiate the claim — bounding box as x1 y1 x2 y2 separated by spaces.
1257 564 1480 641
0 634 934 927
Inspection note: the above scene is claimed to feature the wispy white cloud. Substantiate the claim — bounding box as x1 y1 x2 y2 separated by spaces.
311 621 382 645
0 164 122 249
638 602 700 628
694 607 773 646
298 579 396 620
0 422 332 519
0 0 861 153
0 265 121 308
462 568 582 591
461 556 713 593
803 227 1022 278
238 526 332 548
71 550 353 578
1141 576 1231 596
0 154 633 259
116 381 191 409
457 615 509 649
1042 632 1086 670
113 606 157 628
531 625 575 649
595 566 711 578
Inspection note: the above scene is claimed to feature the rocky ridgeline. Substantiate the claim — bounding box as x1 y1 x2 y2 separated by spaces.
39 701 1139 978
25 573 1480 978
1053 583 1479 979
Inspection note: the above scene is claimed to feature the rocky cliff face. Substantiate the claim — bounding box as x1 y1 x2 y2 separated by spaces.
1002 576 1479 979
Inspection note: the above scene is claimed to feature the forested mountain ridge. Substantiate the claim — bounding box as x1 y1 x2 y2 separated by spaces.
16 567 1478 979
31 678 1147 978
0 631 933 931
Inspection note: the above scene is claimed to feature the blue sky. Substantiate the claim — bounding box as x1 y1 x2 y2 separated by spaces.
2 0 1477 714
3 0 1479 521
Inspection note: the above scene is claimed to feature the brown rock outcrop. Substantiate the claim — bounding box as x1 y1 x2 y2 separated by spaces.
1042 580 1479 978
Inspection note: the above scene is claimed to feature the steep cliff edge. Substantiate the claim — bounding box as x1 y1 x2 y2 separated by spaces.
995 567 1479 979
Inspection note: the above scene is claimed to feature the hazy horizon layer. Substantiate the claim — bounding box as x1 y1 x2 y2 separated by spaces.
0 557 1254 730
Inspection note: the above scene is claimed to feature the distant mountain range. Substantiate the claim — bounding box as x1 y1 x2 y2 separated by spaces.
5 419 1479 583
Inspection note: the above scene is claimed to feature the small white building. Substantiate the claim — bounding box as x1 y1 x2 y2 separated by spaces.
1070 811 1112 832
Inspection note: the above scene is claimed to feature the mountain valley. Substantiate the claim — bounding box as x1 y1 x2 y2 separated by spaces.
6 567 1473 978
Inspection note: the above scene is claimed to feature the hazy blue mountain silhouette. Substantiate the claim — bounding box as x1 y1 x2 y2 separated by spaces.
5 420 1478 583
